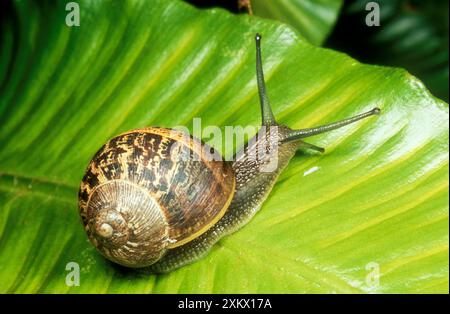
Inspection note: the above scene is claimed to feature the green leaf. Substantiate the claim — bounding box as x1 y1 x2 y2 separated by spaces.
251 0 343 45
0 0 448 293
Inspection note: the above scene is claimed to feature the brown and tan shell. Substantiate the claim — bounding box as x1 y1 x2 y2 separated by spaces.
78 127 235 268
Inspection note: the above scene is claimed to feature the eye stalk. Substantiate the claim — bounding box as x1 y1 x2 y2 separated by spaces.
254 33 380 153
282 107 381 142
255 33 276 126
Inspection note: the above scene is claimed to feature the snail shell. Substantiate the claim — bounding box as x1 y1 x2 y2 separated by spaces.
78 127 235 267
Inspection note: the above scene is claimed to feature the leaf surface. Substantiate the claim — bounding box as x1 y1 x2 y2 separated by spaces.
0 0 448 293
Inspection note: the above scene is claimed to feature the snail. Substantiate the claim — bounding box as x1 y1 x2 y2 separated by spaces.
78 34 380 272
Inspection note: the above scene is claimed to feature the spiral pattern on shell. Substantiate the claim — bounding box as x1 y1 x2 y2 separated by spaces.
78 127 235 267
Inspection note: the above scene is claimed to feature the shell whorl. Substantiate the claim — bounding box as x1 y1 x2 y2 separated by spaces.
86 180 169 267
78 127 235 267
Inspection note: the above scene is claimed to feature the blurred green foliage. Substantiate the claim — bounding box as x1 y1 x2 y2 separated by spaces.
185 0 343 45
251 0 343 45
327 0 449 102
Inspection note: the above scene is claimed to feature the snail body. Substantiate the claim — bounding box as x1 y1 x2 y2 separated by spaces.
79 34 380 272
